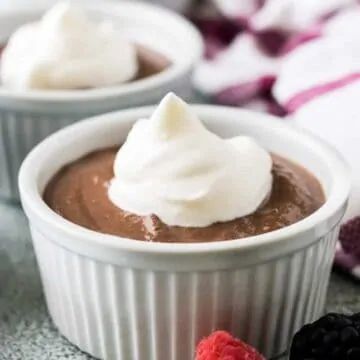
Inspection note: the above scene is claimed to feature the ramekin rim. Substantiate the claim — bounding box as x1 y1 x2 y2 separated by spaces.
18 105 351 254
0 1 204 102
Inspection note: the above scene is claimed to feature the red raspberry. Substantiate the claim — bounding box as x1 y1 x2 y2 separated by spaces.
195 331 266 360
339 217 360 257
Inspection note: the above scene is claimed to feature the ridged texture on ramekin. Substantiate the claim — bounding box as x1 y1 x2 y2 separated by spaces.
0 77 193 201
31 225 339 359
0 112 86 200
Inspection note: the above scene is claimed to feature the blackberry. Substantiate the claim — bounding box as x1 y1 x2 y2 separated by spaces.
289 313 360 360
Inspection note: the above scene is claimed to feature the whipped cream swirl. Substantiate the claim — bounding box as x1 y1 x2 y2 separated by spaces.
108 93 273 227
1 2 138 90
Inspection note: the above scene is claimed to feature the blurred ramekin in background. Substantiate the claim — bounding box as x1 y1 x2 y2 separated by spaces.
0 0 196 14
0 1 203 200
19 105 350 359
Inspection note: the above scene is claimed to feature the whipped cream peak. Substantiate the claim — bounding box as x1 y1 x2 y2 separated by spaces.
1 2 138 90
108 93 273 228
42 2 86 30
151 93 204 140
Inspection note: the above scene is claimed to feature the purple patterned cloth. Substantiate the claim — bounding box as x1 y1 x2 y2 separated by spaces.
190 0 360 281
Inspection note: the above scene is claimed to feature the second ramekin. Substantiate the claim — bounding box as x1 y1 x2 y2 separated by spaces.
0 1 203 201
19 106 350 359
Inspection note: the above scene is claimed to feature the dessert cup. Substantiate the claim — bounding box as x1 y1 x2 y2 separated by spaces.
19 106 350 359
0 1 203 201
1 0 194 13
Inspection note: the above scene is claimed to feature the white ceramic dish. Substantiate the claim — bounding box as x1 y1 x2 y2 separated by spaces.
19 106 350 359
0 0 195 14
0 1 203 201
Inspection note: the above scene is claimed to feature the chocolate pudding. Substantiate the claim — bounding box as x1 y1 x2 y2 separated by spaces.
134 44 171 80
44 147 325 243
0 43 171 85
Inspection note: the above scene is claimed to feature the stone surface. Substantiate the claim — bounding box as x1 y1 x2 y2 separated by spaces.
0 201 359 359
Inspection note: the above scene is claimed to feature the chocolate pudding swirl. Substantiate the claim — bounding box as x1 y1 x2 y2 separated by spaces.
44 147 325 243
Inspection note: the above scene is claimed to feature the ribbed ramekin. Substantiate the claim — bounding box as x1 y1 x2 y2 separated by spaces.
0 2 203 201
19 106 350 359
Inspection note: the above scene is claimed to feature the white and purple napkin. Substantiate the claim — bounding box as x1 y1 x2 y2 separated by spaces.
192 0 360 281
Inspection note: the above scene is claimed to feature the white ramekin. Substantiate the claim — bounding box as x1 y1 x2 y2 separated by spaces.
19 106 350 359
0 1 203 201
1 0 194 14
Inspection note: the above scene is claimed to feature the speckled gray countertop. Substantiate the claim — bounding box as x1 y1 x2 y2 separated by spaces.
1 201 360 360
